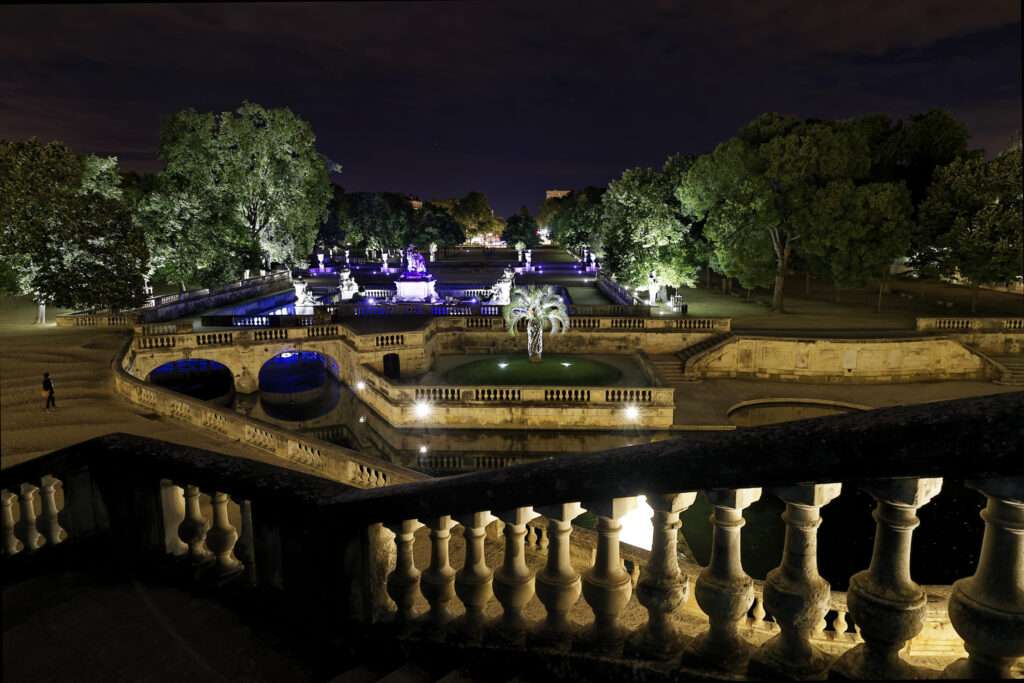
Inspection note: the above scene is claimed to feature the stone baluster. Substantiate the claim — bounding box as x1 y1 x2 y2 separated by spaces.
534 502 584 647
633 492 697 659
751 592 767 628
2 490 23 556
944 477 1024 679
385 519 423 624
38 476 67 546
685 487 762 673
233 499 257 585
420 516 457 630
177 484 212 564
833 609 849 640
751 483 841 679
15 483 44 551
454 511 494 640
580 497 637 651
205 492 242 578
493 507 539 642
832 478 942 680
159 480 189 556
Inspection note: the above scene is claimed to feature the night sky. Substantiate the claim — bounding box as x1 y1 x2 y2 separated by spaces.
2 2 1020 216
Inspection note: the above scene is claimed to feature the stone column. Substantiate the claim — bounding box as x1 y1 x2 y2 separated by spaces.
159 480 188 556
750 483 841 679
685 487 762 673
38 476 67 546
945 477 1024 679
205 492 241 578
832 478 942 680
534 502 584 647
580 497 637 651
177 484 211 564
493 507 539 642
454 511 494 641
632 492 698 659
385 519 423 624
420 516 457 631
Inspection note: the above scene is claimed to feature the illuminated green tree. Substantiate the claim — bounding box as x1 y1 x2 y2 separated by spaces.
920 145 1023 311
0 139 147 321
504 285 569 362
154 101 332 273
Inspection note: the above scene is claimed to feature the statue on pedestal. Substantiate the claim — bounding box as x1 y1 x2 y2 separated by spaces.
525 249 532 270
405 244 427 274
337 268 359 301
488 267 515 305
429 242 437 263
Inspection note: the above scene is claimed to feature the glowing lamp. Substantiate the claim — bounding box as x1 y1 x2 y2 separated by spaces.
414 400 432 418
498 362 509 369
419 445 428 454
358 416 366 423
625 405 640 420
356 380 366 391
560 362 572 368
280 352 294 359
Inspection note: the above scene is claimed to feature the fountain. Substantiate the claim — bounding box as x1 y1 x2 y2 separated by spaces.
393 244 439 302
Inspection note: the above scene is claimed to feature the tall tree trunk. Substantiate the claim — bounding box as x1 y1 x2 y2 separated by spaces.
772 247 789 312
527 319 543 362
877 270 887 314
35 302 46 325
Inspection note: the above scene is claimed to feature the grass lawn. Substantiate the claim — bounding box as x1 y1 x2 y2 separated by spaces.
444 353 622 386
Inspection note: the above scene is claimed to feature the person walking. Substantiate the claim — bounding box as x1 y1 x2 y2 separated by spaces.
42 372 56 411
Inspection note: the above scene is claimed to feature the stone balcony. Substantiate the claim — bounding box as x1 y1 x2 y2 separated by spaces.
3 392 1023 681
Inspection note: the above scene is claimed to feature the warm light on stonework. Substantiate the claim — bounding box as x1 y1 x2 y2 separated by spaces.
414 400 432 418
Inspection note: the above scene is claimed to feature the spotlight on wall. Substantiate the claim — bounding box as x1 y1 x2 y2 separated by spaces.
356 380 366 391
419 445 428 454
358 416 366 423
625 405 640 420
414 400 432 418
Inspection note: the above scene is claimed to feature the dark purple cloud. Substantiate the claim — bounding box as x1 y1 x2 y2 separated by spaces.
1 1 1019 215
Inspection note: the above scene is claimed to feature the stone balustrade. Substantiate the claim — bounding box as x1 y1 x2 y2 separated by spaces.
112 341 420 489
916 317 1024 332
2 393 1022 680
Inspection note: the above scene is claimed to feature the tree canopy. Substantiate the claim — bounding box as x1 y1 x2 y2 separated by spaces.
149 101 332 281
0 139 148 316
501 207 540 247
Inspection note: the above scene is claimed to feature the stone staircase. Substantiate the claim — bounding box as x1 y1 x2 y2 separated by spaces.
657 333 732 383
990 354 1024 385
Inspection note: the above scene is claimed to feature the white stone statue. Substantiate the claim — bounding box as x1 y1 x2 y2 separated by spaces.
344 249 350 265
293 280 318 306
337 268 359 301
589 252 597 270
525 249 532 269
429 242 437 263
243 269 250 280
381 250 389 272
648 270 658 305
489 267 515 305
317 253 325 270
515 240 526 262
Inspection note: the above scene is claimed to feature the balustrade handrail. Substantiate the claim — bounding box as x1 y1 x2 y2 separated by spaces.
319 392 1023 525
916 316 1024 332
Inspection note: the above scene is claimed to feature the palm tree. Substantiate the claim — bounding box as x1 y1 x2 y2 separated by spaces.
504 285 569 362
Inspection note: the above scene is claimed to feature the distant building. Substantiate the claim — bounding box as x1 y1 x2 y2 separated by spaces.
545 189 571 200
407 195 423 210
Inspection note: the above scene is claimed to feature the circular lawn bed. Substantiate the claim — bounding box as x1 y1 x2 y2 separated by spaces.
444 354 622 386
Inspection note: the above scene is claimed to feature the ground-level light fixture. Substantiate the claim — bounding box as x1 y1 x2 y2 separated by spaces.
625 405 640 420
356 380 366 391
414 400 432 418
419 445 428 454
358 416 366 423
560 362 572 368
498 362 509 369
